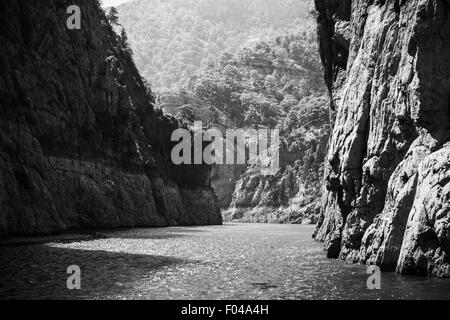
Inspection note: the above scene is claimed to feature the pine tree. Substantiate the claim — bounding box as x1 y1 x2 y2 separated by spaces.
107 7 119 25
120 28 132 56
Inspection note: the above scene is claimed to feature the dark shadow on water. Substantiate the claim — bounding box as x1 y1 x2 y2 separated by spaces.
0 244 189 300
0 226 210 246
96 226 211 240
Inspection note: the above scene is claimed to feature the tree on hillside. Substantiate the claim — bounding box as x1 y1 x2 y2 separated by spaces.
120 28 133 56
107 7 120 25
241 91 279 128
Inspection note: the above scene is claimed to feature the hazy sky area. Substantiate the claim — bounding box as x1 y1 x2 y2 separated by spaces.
101 0 134 7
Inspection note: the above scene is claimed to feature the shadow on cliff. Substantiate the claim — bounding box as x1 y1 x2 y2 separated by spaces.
0 244 192 300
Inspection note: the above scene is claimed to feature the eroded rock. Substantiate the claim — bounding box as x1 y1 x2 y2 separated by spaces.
0 0 221 236
314 0 450 276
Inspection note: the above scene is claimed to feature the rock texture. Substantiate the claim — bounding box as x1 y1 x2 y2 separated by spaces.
0 0 221 237
210 164 246 208
224 145 328 224
314 0 450 276
157 91 243 208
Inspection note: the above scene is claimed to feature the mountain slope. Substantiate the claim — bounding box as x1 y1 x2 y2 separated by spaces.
184 32 330 222
115 0 314 91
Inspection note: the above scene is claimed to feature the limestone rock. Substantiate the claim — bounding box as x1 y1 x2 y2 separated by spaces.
0 0 221 236
314 0 450 276
224 147 327 224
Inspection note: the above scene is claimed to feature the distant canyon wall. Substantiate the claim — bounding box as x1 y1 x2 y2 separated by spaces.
0 0 221 237
314 0 450 277
224 145 328 224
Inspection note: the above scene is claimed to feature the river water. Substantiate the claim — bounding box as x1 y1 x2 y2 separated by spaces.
1 223 450 300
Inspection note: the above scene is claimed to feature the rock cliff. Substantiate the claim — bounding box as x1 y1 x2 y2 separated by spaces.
157 91 243 208
314 0 450 277
224 131 329 224
0 0 221 237
223 163 323 224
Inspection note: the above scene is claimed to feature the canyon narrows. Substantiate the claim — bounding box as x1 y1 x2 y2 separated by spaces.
2 0 450 304
0 0 449 295
314 0 450 277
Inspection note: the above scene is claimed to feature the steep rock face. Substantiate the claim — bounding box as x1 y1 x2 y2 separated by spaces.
0 0 221 236
158 92 242 208
210 164 246 208
314 0 450 276
224 142 328 224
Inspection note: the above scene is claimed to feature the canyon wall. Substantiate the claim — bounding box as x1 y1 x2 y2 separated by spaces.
0 0 221 237
314 0 450 277
157 91 243 209
224 147 327 224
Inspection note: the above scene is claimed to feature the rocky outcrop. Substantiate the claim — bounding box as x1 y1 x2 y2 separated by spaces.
210 164 246 208
159 92 236 130
157 92 241 208
0 0 221 237
158 93 198 116
314 0 450 276
224 140 328 224
223 165 322 224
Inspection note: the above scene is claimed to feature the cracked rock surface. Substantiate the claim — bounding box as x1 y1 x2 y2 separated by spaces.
0 0 221 236
314 0 450 276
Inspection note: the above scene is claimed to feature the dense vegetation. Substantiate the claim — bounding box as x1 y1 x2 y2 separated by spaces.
188 31 326 129
182 30 331 221
115 0 314 91
111 0 331 222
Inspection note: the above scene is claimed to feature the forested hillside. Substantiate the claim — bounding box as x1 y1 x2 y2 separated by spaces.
189 31 325 129
116 0 314 91
184 32 331 222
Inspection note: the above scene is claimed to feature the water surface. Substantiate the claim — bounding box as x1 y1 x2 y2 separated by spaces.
1 223 450 300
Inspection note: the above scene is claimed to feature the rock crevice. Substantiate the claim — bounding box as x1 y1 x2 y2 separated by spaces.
315 0 450 276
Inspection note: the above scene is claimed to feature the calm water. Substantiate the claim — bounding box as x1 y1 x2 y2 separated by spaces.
1 223 450 300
